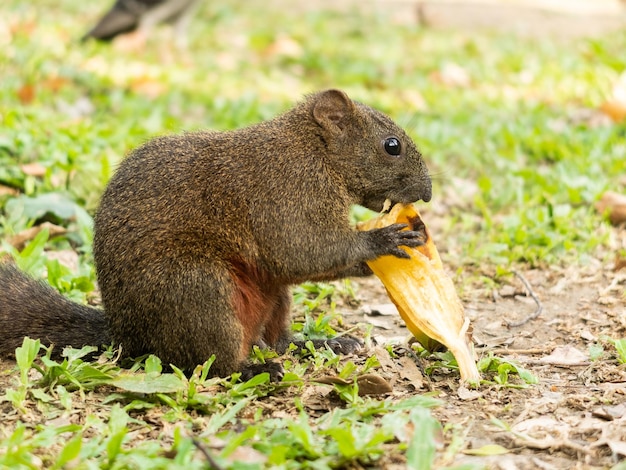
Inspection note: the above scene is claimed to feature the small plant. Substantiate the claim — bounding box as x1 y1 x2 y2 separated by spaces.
477 354 538 386
603 336 626 364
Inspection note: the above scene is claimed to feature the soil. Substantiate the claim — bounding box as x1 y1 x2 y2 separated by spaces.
342 261 626 469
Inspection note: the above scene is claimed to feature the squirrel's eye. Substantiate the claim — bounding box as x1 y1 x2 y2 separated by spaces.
383 137 401 156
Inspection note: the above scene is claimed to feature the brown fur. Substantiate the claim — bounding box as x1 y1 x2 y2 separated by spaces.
0 89 432 376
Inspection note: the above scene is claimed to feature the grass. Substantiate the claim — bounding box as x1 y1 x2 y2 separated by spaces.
1 0 625 468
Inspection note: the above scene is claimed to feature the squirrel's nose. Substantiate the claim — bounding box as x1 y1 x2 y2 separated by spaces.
420 179 432 203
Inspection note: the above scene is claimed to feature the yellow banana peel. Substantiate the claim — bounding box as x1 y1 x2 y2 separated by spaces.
358 203 481 384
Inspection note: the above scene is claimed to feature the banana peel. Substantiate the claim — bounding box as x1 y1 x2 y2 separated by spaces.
358 203 481 384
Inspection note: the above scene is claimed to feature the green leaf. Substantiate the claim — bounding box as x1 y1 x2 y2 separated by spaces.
205 397 252 434
613 339 626 364
56 385 73 410
388 395 442 410
144 355 163 375
463 444 509 456
8 193 82 222
325 427 357 458
406 408 440 470
14 228 49 274
109 373 184 394
235 372 270 391
52 432 82 469
15 337 41 385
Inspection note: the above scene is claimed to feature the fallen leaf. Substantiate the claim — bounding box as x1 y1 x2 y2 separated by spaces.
45 249 80 272
6 222 67 250
400 89 428 111
430 62 471 87
592 403 626 421
315 375 351 386
513 416 568 436
463 444 509 456
615 253 626 271
366 317 394 330
265 35 303 59
600 72 626 122
371 345 397 373
9 19 36 36
457 385 481 401
538 346 589 365
0 185 19 197
356 373 393 396
363 303 398 316
600 100 626 122
41 76 69 92
17 83 35 104
129 77 166 99
608 440 626 457
20 162 47 177
595 191 626 225
315 373 392 396
226 445 268 465
397 355 424 389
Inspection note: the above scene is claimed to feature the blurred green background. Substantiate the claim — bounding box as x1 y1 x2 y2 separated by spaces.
1 0 625 274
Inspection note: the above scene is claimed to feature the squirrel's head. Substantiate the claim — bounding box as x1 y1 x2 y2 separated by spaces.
310 89 432 213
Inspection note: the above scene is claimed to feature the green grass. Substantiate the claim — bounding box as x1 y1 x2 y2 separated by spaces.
1 0 625 468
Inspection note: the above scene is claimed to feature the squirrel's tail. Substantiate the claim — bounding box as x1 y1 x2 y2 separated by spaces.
0 263 111 357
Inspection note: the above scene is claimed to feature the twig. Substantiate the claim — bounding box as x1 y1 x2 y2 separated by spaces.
511 436 593 457
505 270 543 327
485 348 551 355
192 438 224 470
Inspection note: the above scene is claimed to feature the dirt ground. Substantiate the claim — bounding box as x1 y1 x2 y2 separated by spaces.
344 260 626 469
329 200 626 469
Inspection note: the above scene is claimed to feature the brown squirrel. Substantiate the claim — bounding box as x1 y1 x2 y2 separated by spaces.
0 89 432 379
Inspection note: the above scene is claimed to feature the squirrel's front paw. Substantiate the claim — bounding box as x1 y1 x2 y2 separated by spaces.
369 223 425 259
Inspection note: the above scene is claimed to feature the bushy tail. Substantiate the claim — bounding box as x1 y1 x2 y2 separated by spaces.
0 263 111 357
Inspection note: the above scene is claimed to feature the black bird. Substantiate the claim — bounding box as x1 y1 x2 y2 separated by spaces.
83 0 200 43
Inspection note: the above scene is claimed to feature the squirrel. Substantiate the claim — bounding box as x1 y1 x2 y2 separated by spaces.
0 89 432 379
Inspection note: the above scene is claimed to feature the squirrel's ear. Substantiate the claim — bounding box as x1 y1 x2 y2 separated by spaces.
312 89 355 134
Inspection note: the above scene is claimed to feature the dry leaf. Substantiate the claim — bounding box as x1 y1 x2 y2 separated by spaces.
0 185 19 197
41 76 69 92
600 72 626 122
615 253 626 271
457 385 481 401
45 249 80 272
6 222 67 250
538 346 589 365
315 374 392 396
226 445 267 465
356 374 393 396
362 303 398 316
607 440 626 457
430 62 471 87
592 403 626 421
371 345 398 373
20 162 47 177
129 77 166 99
595 191 626 225
10 19 36 36
17 83 35 104
315 375 351 386
265 35 303 59
397 355 424 389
